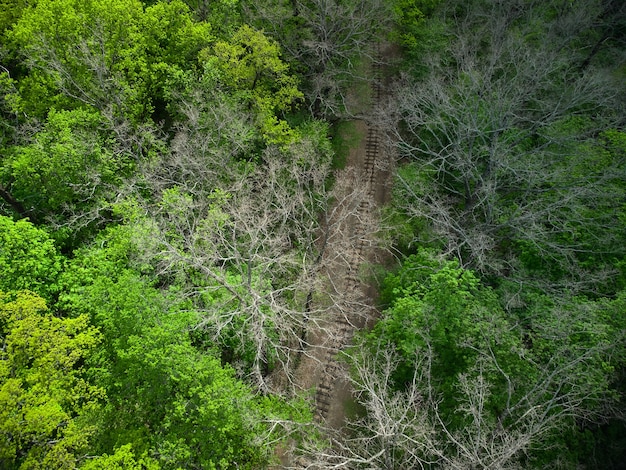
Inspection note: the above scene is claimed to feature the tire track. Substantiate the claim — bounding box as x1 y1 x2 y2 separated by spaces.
312 43 384 421
283 43 392 468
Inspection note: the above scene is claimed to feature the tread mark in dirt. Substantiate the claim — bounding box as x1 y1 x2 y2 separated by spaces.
313 43 384 421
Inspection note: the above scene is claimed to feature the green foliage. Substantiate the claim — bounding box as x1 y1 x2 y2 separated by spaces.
7 0 212 121
59 225 306 469
175 0 241 34
390 0 446 75
0 291 102 469
210 24 303 145
391 0 441 47
0 71 19 149
79 444 160 470
1 108 128 226
374 250 532 420
511 126 626 291
329 120 361 170
0 216 63 299
362 249 626 467
0 0 27 34
386 162 441 252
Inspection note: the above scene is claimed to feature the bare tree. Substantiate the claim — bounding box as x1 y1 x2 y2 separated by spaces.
305 346 435 470
300 313 624 469
389 0 626 288
242 0 393 118
126 87 386 391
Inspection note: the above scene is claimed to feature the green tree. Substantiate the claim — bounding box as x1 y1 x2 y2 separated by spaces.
7 0 211 121
79 444 160 470
0 71 20 202
375 250 533 418
0 291 102 469
59 225 309 469
210 24 303 144
1 108 129 231
0 0 27 34
0 216 63 299
390 0 441 52
339 251 626 468
178 0 242 34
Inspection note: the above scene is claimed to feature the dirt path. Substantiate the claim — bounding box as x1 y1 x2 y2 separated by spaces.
284 43 396 467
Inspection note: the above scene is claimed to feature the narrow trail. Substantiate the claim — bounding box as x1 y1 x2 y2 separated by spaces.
285 43 395 467
312 44 388 423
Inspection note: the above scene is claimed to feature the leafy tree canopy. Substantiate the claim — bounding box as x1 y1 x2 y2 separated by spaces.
209 24 303 145
58 225 310 469
0 216 63 299
358 249 625 467
6 0 212 121
1 108 129 228
0 291 102 469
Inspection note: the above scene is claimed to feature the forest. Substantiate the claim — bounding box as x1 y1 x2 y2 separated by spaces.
0 0 624 468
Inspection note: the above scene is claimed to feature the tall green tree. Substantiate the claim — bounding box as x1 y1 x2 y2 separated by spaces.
334 251 626 468
0 291 102 469
59 225 309 469
1 108 129 232
0 216 63 299
6 0 212 121
210 24 303 144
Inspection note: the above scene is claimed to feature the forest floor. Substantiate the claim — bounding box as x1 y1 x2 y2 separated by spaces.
280 42 398 468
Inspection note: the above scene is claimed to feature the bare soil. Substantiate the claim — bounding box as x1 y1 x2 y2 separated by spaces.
277 43 398 468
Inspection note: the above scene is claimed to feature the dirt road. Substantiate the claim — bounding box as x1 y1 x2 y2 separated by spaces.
284 42 396 467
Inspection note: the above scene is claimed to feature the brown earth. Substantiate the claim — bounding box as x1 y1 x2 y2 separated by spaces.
278 43 398 468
